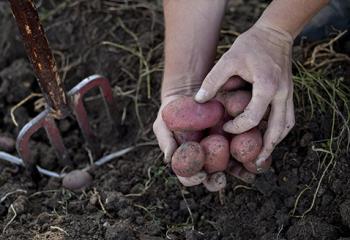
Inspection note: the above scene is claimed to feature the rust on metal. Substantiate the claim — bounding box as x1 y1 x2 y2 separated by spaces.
9 0 68 118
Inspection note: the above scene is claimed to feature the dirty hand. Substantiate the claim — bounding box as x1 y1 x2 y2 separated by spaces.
195 22 295 172
153 85 226 192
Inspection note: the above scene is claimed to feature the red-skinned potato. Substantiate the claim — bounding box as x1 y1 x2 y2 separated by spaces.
230 127 262 163
162 96 224 131
171 142 205 177
209 111 232 137
200 134 230 173
174 130 204 144
243 156 272 174
226 160 256 183
224 90 251 117
221 76 247 91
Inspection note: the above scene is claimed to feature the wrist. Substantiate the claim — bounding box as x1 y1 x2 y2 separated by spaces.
161 74 201 102
253 20 294 45
257 0 330 39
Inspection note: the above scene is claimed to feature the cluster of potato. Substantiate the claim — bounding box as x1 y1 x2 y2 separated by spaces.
162 77 271 182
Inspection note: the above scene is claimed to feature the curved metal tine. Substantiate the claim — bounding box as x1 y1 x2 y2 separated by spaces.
16 108 69 180
68 75 117 157
44 115 71 166
17 110 47 180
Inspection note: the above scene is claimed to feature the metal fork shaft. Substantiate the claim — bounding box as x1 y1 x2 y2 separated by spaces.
9 0 69 118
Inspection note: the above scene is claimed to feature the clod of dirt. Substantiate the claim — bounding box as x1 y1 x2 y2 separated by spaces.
105 220 136 240
340 200 350 228
300 132 313 147
9 195 28 217
104 191 130 212
0 135 16 152
62 170 93 190
286 217 338 239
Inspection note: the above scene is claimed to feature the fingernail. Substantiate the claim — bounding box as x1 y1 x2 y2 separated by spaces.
195 89 208 102
164 148 171 163
255 157 266 173
222 122 233 133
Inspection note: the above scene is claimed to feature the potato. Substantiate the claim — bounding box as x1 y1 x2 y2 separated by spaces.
171 142 205 177
174 130 203 144
226 160 256 183
221 76 247 91
243 156 272 174
200 135 229 173
208 111 231 137
224 90 251 117
62 170 93 190
203 172 226 192
0 136 16 152
162 96 224 131
230 127 262 163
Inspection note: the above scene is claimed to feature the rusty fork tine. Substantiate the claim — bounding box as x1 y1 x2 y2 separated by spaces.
16 110 70 180
69 75 117 157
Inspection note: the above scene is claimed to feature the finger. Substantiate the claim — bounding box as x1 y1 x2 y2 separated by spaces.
153 115 177 163
226 160 256 183
243 156 272 174
278 90 295 143
195 56 238 103
255 97 287 170
223 77 277 134
177 171 207 187
203 172 226 192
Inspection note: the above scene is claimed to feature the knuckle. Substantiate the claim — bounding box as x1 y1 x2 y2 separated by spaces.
238 112 260 129
221 51 233 62
272 63 283 76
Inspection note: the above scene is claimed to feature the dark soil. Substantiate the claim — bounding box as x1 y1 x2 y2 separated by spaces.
0 0 349 239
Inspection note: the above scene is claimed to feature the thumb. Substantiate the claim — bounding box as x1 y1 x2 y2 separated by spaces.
195 57 236 103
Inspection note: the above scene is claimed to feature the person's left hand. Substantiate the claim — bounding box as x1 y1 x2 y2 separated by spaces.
194 22 295 172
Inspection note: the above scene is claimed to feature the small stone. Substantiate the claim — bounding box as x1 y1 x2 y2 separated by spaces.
89 194 98 206
36 212 51 225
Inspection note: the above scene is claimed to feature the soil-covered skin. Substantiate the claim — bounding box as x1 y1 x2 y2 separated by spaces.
0 0 350 239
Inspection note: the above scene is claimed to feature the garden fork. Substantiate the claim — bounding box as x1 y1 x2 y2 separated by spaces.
9 0 118 180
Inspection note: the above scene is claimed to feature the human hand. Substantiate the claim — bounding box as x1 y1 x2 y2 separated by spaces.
195 22 295 172
153 84 228 191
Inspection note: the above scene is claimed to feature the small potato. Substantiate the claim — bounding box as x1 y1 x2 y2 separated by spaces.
243 156 272 174
200 135 230 173
0 136 16 152
203 172 226 192
224 90 251 117
171 142 205 177
162 96 224 131
221 76 247 91
62 170 93 190
226 160 256 183
230 127 262 163
174 130 203 144
209 111 232 137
